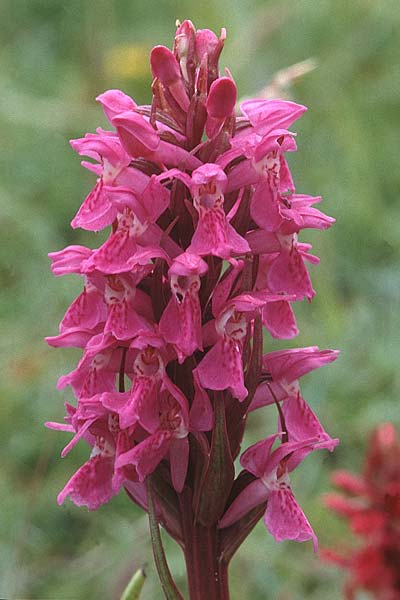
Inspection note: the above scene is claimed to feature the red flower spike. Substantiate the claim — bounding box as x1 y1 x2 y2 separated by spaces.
322 423 400 599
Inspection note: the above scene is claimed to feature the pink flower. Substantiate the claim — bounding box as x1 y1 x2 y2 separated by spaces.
196 294 265 401
47 400 133 510
70 129 149 231
188 163 250 258
219 434 335 550
159 252 208 362
116 382 190 493
47 22 338 593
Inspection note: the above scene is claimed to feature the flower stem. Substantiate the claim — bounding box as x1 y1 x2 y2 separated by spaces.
146 478 184 600
180 491 230 600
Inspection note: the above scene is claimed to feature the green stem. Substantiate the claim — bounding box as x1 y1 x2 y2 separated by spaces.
146 478 184 600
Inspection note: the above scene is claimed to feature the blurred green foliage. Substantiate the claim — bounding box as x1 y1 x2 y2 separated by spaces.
1 1 399 598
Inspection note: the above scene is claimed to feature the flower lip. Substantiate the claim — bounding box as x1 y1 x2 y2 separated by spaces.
216 307 247 341
133 347 164 378
171 273 201 301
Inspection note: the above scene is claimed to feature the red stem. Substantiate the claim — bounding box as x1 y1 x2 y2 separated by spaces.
180 492 230 600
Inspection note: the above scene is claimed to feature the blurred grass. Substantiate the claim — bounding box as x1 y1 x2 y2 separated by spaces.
1 1 399 598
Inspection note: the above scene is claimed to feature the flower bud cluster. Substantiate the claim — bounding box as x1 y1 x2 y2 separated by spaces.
47 20 338 550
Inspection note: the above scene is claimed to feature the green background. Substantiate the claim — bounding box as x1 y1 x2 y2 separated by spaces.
1 1 399 598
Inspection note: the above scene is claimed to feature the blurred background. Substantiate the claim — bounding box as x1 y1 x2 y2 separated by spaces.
1 1 399 598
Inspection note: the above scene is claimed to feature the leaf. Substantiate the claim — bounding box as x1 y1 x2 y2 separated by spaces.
120 566 147 600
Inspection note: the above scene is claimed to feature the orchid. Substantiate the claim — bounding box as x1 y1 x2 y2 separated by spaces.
46 20 338 599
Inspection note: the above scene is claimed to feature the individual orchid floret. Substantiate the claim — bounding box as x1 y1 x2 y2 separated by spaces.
249 130 297 232
47 401 133 510
246 229 321 301
116 382 190 493
196 294 265 401
47 266 154 347
159 252 208 362
57 433 118 510
81 180 171 274
219 433 335 550
103 272 153 340
188 163 250 258
56 334 129 400
69 130 149 231
104 343 166 430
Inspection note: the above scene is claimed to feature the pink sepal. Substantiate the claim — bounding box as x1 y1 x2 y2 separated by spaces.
60 284 106 333
45 421 74 432
96 89 136 122
46 327 102 348
112 111 160 157
263 346 340 383
283 394 339 453
267 244 316 300
71 180 118 231
262 300 299 339
240 434 280 476
49 245 92 276
240 98 307 135
61 418 96 458
218 479 267 528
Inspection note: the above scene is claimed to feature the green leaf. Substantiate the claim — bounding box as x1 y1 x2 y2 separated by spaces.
120 566 147 600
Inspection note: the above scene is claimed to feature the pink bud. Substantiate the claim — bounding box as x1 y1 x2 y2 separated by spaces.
195 28 220 61
151 45 190 112
151 46 182 86
206 77 237 119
